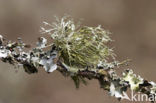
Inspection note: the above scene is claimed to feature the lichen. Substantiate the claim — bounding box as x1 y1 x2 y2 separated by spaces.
41 16 114 70
0 16 155 102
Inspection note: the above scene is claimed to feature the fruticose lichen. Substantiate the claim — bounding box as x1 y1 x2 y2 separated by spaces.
0 16 156 102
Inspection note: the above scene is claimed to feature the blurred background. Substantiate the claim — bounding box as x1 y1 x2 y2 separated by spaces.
0 0 156 103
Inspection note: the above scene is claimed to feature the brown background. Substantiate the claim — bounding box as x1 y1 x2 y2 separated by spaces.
0 0 156 103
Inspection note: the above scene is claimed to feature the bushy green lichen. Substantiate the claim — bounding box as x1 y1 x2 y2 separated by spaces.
41 16 114 70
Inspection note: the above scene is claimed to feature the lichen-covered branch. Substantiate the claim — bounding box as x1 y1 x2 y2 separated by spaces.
0 16 155 102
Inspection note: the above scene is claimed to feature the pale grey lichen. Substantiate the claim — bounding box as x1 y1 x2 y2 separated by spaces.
123 69 144 91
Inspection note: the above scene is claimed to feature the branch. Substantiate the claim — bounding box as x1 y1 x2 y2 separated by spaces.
0 16 155 102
